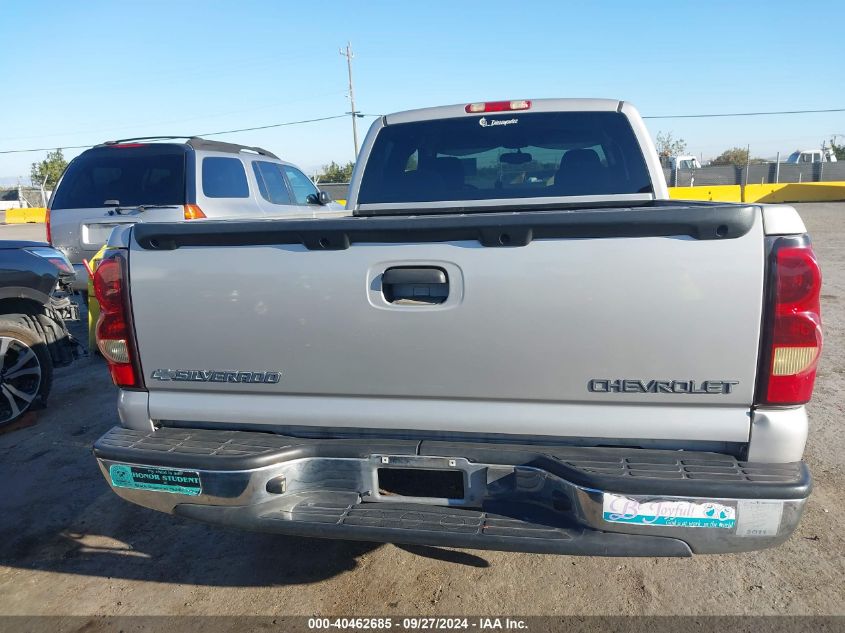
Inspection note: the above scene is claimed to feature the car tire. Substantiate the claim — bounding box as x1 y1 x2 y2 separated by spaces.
0 316 54 428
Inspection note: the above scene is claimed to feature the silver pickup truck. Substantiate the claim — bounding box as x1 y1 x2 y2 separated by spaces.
92 99 822 556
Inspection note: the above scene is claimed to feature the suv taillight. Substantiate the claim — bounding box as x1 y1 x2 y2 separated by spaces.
183 204 206 220
758 239 822 405
94 253 144 389
45 207 51 244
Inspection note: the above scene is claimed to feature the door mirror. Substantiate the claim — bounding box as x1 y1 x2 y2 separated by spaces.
307 191 332 205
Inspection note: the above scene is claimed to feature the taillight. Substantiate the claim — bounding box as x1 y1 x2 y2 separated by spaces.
758 240 822 405
25 247 73 274
183 204 206 220
465 100 531 113
45 208 52 244
94 254 144 388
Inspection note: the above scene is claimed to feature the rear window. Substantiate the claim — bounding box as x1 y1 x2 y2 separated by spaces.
202 157 249 198
51 146 186 210
358 111 652 205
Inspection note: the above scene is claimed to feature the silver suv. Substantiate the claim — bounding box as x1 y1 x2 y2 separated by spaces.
48 137 343 289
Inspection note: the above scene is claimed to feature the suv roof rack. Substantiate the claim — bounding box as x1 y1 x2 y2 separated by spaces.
99 136 192 146
97 136 279 159
186 137 279 159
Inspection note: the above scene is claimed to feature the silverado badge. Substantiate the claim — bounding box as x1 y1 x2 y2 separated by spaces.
151 369 282 384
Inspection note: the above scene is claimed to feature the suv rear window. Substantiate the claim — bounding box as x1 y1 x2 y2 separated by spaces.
357 111 652 205
202 157 250 198
51 146 187 210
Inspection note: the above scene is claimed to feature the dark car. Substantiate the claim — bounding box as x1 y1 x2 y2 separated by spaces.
0 241 80 427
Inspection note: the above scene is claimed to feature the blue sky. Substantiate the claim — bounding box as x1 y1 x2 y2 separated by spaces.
1 0 843 184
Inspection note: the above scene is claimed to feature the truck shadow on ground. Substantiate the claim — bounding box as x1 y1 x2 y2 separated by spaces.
1 473 381 588
0 367 386 587
2 494 489 587
0 405 488 587
0 308 490 587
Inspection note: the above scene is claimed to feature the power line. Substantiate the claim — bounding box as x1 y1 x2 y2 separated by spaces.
0 114 351 155
194 114 348 137
1 107 841 155
0 143 93 155
643 107 845 119
0 91 348 143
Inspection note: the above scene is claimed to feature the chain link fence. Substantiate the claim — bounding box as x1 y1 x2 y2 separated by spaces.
320 182 351 201
322 163 845 200
0 186 49 209
664 163 845 187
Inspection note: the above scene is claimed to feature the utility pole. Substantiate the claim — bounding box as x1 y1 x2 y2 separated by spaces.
339 42 359 157
743 143 751 189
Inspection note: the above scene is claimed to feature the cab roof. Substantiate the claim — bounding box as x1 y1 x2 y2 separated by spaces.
385 98 624 125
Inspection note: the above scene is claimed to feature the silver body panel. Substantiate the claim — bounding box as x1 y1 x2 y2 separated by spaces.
128 210 765 443
115 390 808 463
761 204 808 235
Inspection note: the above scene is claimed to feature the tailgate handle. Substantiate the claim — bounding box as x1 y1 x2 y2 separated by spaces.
381 267 448 305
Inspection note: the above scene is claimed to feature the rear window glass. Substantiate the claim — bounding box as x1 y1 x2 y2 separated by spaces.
358 111 652 205
51 147 186 210
202 157 249 198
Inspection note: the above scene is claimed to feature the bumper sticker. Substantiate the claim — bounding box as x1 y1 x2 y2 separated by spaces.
736 500 783 537
602 493 736 529
109 464 202 496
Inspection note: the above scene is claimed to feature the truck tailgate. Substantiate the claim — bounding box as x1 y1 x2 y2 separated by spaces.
127 205 764 443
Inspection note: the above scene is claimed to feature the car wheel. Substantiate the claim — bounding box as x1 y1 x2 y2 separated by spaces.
0 317 53 428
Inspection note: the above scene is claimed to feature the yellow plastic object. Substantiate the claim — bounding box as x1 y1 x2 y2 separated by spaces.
668 185 742 202
4 208 27 223
743 182 845 203
87 244 109 352
24 207 47 223
3 207 46 223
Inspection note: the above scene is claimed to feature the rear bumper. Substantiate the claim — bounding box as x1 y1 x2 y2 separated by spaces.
71 263 88 291
94 426 811 556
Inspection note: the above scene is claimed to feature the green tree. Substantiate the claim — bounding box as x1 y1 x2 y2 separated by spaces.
655 131 687 157
316 161 354 183
711 147 766 166
30 149 68 191
831 138 845 161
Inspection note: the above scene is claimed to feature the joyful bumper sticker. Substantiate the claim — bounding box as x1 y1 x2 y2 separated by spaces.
602 493 736 529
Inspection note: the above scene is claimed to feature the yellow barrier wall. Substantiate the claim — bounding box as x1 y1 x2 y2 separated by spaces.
4 187 844 226
3 207 46 224
4 208 27 223
743 182 845 203
668 185 742 202
25 207 47 223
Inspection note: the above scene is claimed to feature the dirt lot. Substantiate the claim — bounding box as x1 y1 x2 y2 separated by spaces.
0 203 843 617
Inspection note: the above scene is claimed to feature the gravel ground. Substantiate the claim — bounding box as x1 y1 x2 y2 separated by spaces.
0 203 842 617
